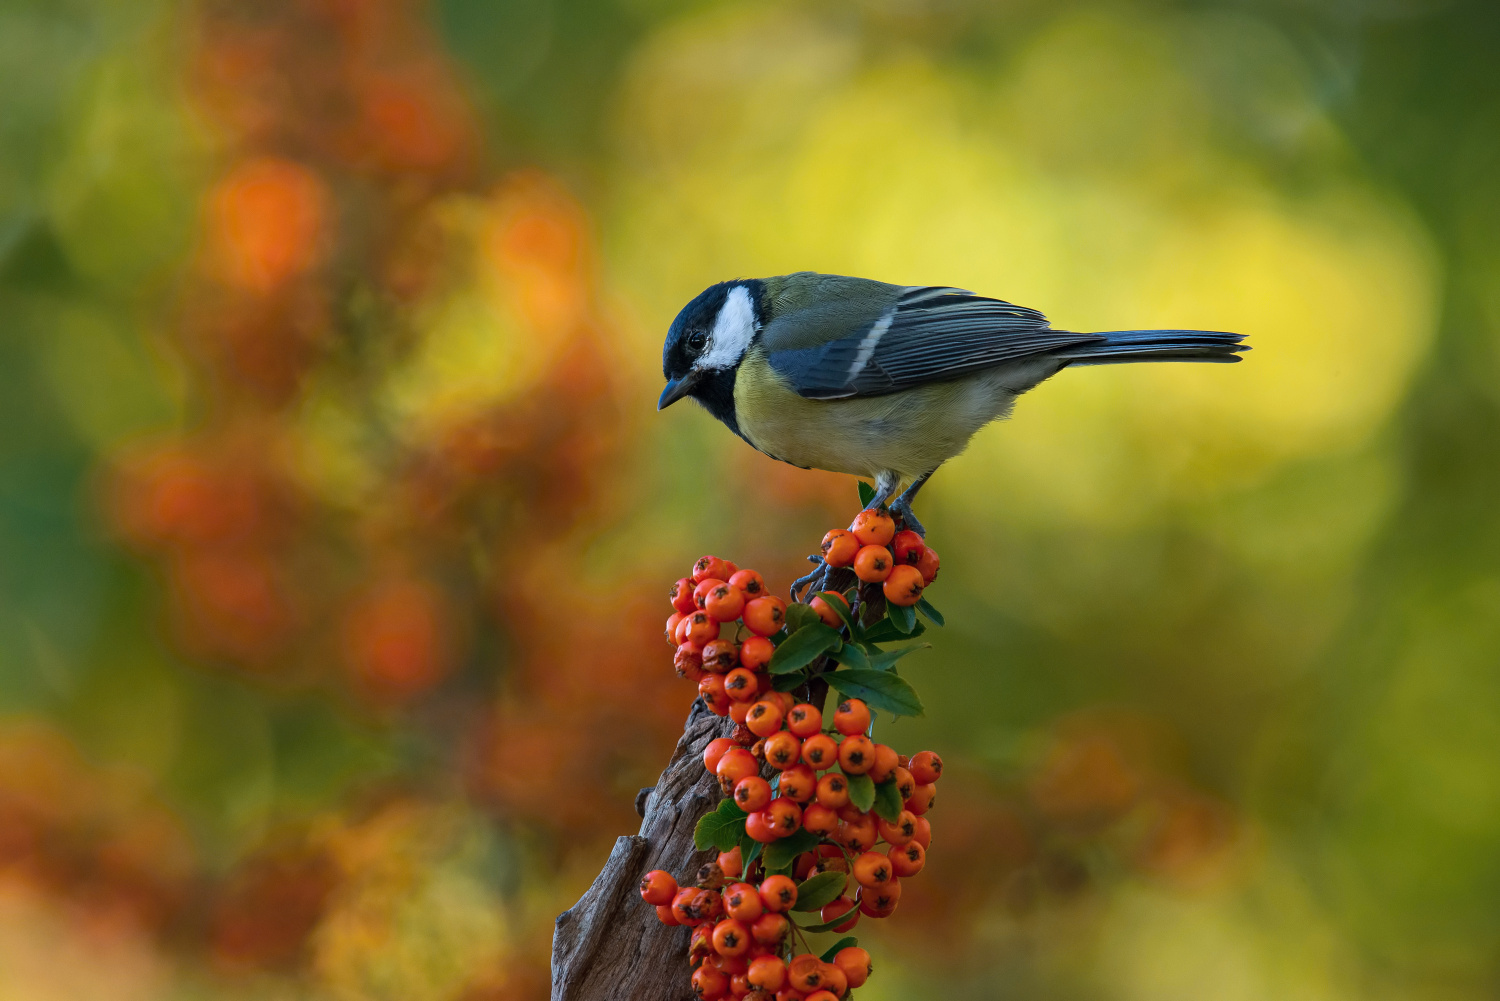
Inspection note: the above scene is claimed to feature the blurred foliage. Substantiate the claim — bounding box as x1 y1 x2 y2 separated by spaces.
0 0 1497 998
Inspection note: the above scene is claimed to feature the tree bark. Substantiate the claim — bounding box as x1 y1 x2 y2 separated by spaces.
550 698 732 1000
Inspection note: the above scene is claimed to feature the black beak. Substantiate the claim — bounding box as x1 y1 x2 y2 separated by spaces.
658 370 703 410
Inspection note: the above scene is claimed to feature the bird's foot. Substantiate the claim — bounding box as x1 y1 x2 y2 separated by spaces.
889 497 925 538
790 556 827 601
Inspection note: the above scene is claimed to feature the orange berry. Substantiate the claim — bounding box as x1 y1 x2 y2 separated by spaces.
763 731 801 770
750 910 788 944
852 851 893 888
851 509 895 547
916 546 940 585
869 743 900 783
743 596 786 637
858 877 901 917
693 555 735 584
892 766 916 801
739 635 774 670
675 643 706 681
734 775 772 812
819 963 848 998
800 733 837 770
802 802 839 835
656 903 679 925
852 545 893 583
712 918 751 957
745 810 779 843
728 700 751 725
671 887 702 926
766 797 802 837
912 815 932 849
693 962 729 999
833 946 871 989
702 638 739 673
670 577 698 614
788 954 827 993
639 869 677 906
694 578 726 610
684 610 719 646
877 809 917 846
728 569 766 598
706 583 747 622
804 992 838 1001
758 875 797 912
778 764 816 803
703 737 735 773
906 782 936 815
745 699 784 737
889 840 925 877
770 690 796 714
746 955 786 991
699 675 731 716
910 750 943 784
883 564 924 606
833 698 871 736
820 529 859 567
716 748 758 788
816 772 850 809
725 667 759 703
666 612 685 646
782 703 819 738
718 845 743 878
840 813 878 852
723 881 763 922
820 896 859 933
890 530 925 565
810 593 843 628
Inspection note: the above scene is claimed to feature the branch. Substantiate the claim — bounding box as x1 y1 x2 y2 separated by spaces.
551 698 732 1000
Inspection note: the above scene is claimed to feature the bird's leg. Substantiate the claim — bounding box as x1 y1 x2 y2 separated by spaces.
854 471 901 525
889 469 936 538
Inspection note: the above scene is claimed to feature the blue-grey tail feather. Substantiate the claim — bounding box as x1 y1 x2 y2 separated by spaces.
1055 329 1248 365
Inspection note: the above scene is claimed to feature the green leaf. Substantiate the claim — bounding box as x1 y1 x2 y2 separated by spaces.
695 799 748 852
783 602 822 634
791 870 848 912
831 643 871 671
814 590 859 635
772 671 808 693
742 839 762 872
769 624 842 675
820 937 859 962
858 481 875 507
825 669 926 718
886 602 917 635
845 771 875 812
762 828 820 872
915 595 944 626
869 643 929 672
860 617 926 646
872 779 904 823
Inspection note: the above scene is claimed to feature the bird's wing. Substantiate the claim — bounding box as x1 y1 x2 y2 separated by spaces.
763 285 1104 400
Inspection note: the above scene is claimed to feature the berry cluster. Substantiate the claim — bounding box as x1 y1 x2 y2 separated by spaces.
647 513 945 999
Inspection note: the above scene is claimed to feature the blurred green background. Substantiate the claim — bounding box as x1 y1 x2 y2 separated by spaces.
2 0 1498 998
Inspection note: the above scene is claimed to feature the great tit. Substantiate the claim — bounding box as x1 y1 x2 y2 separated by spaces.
658 272 1246 533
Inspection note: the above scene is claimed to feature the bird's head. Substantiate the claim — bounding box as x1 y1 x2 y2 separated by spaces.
659 279 764 410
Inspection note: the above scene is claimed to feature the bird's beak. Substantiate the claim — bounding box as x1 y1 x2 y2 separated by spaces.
658 370 702 410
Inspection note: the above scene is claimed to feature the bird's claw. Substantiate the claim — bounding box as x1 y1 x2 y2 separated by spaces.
889 498 925 538
790 557 827 600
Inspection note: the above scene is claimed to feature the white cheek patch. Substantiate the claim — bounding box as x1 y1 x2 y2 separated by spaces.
699 285 758 369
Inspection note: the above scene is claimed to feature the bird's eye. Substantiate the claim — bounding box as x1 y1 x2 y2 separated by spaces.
687 331 707 353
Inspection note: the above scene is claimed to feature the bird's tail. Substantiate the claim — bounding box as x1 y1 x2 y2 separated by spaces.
1054 329 1248 365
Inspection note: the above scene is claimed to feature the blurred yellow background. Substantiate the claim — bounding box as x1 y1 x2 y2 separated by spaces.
2 0 1497 998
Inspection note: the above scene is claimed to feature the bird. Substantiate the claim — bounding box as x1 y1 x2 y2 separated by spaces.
658 272 1246 537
